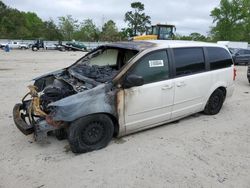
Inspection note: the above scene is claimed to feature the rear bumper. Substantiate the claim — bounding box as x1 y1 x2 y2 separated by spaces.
13 103 34 135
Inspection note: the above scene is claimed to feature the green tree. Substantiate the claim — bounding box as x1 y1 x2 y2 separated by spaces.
175 33 210 41
242 0 250 42
210 0 250 42
1 10 28 38
74 19 99 41
175 34 192 40
0 1 7 17
120 28 133 40
58 15 78 41
124 2 151 36
100 20 120 41
23 12 44 38
189 32 207 41
43 19 63 40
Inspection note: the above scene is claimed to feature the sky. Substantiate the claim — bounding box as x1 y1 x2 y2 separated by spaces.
3 0 221 36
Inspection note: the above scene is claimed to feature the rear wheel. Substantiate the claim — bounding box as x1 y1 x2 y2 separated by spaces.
68 114 114 153
32 46 38 51
204 89 225 115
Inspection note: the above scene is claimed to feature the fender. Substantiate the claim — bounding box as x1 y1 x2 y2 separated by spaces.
202 81 227 110
49 83 118 122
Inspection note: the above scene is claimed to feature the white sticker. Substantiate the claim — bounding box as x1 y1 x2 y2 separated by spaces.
149 60 164 67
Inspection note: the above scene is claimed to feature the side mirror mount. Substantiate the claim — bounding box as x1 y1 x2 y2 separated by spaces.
123 74 144 88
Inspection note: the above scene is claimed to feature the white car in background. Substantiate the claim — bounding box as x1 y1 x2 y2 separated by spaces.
1 41 29 49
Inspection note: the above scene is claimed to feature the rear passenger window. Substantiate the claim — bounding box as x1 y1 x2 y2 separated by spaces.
207 47 233 70
173 48 205 76
129 50 169 84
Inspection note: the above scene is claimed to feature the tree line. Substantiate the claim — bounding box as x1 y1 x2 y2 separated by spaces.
0 0 250 42
0 1 124 41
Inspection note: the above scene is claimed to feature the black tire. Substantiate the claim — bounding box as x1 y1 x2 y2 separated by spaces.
204 89 225 115
32 46 38 51
68 114 114 153
55 128 68 140
60 47 66 52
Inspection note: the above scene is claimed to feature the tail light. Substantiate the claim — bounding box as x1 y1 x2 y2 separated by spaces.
233 67 237 81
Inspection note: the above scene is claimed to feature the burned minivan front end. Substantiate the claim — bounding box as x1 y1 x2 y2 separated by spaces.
12 42 143 151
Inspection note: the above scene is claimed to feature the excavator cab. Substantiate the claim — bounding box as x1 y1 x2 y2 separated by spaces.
133 24 176 40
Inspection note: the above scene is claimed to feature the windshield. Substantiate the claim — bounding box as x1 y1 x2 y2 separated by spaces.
69 47 138 83
152 26 158 35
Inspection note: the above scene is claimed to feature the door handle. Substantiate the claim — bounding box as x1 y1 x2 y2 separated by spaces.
176 82 186 87
161 85 173 90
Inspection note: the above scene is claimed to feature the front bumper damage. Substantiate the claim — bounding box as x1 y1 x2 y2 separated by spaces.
13 85 58 143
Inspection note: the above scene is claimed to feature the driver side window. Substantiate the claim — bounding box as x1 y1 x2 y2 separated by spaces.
129 50 169 84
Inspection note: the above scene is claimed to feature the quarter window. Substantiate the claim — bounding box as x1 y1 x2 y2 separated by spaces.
207 47 233 70
173 48 205 76
129 50 169 84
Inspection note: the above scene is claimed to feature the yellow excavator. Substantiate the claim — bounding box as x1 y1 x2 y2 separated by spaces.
133 24 176 40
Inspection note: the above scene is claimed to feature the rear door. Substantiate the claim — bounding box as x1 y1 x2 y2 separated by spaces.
171 47 211 118
124 50 174 132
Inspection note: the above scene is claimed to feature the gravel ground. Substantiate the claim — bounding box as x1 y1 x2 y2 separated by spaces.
0 50 250 188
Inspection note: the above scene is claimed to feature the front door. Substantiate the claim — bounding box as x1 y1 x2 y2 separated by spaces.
123 50 174 133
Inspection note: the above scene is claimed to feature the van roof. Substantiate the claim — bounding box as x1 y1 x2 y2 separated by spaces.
105 40 227 51
147 40 225 48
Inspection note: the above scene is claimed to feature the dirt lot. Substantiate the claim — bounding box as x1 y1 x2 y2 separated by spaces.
0 50 250 188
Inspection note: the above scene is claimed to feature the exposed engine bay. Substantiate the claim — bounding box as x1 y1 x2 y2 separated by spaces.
39 65 119 113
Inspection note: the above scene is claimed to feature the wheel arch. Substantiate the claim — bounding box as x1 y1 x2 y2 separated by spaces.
101 113 119 137
203 83 227 109
218 86 227 100
70 112 119 137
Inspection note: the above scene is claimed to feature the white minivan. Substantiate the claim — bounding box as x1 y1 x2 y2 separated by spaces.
13 40 235 153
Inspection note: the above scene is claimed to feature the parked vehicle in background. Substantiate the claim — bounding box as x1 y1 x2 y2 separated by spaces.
228 48 239 54
247 64 250 83
13 40 235 153
45 43 58 50
133 24 176 40
217 41 248 49
0 41 29 49
32 39 45 51
231 48 250 65
65 41 87 51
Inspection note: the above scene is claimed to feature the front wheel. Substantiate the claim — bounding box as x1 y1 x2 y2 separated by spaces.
204 89 225 115
68 114 114 153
